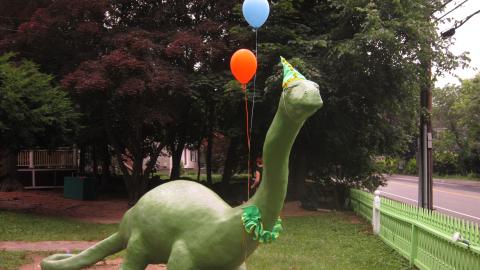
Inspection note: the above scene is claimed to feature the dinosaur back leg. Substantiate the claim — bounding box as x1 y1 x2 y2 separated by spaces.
41 233 125 270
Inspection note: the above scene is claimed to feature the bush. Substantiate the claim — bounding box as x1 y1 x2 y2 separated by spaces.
375 156 401 174
403 158 417 175
434 150 460 175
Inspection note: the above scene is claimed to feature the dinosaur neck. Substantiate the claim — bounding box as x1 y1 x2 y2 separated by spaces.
249 105 303 229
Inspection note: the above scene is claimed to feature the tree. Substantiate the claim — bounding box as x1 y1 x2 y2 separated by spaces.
434 74 480 175
1 0 239 203
0 0 463 204
0 0 117 180
0 0 52 40
432 85 464 174
0 53 78 191
458 75 480 171
0 0 109 76
228 0 461 200
62 41 188 204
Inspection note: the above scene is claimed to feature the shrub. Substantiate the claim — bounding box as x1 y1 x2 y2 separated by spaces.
433 150 459 175
375 156 400 174
403 158 417 175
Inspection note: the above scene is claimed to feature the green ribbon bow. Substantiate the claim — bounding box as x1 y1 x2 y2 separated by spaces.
242 205 283 244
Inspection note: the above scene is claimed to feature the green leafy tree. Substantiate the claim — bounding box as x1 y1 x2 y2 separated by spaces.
432 85 463 174
0 53 78 191
1 0 463 204
433 75 480 175
452 75 480 174
229 0 461 199
458 75 480 173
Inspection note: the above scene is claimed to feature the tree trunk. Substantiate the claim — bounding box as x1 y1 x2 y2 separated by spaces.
79 144 86 175
122 174 146 205
0 150 23 192
221 137 239 185
100 144 111 189
294 148 308 200
206 131 213 186
115 146 162 206
126 174 148 206
205 96 215 186
134 150 146 201
288 142 307 201
110 144 137 205
196 140 202 181
170 139 185 180
92 144 98 177
125 152 149 205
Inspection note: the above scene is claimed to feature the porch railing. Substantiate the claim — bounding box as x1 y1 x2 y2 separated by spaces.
17 149 77 169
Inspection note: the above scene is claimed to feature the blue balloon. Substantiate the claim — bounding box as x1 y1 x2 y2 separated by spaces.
242 0 270 29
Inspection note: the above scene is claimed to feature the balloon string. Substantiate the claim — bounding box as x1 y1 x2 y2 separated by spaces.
246 30 259 201
242 83 250 270
250 30 258 136
243 84 251 200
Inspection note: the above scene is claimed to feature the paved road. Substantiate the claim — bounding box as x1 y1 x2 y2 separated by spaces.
378 175 480 224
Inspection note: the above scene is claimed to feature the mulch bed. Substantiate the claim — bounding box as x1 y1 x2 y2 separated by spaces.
18 255 166 270
0 190 127 224
0 190 323 224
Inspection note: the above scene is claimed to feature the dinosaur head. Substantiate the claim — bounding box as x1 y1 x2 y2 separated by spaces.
280 57 323 122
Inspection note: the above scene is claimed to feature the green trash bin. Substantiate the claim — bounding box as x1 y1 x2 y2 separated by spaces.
64 177 98 200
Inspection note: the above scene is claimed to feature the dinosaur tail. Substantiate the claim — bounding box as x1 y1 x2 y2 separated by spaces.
40 232 125 270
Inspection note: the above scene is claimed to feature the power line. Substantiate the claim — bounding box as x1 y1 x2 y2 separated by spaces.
455 9 480 29
435 0 470 22
441 8 480 38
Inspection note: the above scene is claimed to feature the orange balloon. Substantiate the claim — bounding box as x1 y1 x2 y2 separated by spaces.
230 49 257 85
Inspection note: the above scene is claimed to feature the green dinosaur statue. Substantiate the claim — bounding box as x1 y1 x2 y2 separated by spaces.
41 58 323 270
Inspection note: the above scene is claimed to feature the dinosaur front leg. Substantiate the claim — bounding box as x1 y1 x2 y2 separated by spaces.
120 234 150 270
238 262 248 270
167 241 196 270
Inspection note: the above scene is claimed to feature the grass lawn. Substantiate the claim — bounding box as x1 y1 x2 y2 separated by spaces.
0 211 411 269
0 250 30 270
246 214 412 270
0 211 117 241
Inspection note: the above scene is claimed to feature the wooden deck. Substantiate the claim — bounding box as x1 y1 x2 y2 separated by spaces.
17 149 78 188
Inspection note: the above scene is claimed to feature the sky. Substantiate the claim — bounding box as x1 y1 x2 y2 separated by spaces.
435 0 480 87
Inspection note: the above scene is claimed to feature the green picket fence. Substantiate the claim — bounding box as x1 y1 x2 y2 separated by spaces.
350 189 480 270
350 189 374 222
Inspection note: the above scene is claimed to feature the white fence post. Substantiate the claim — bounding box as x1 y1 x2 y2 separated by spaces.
372 190 381 235
28 151 34 168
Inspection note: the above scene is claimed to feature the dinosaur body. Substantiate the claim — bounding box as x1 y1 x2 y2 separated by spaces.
41 60 323 270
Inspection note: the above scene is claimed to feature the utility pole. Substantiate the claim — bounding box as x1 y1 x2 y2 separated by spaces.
418 51 433 210
420 4 480 209
418 4 434 210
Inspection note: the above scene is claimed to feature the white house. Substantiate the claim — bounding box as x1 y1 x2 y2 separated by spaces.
155 148 199 172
